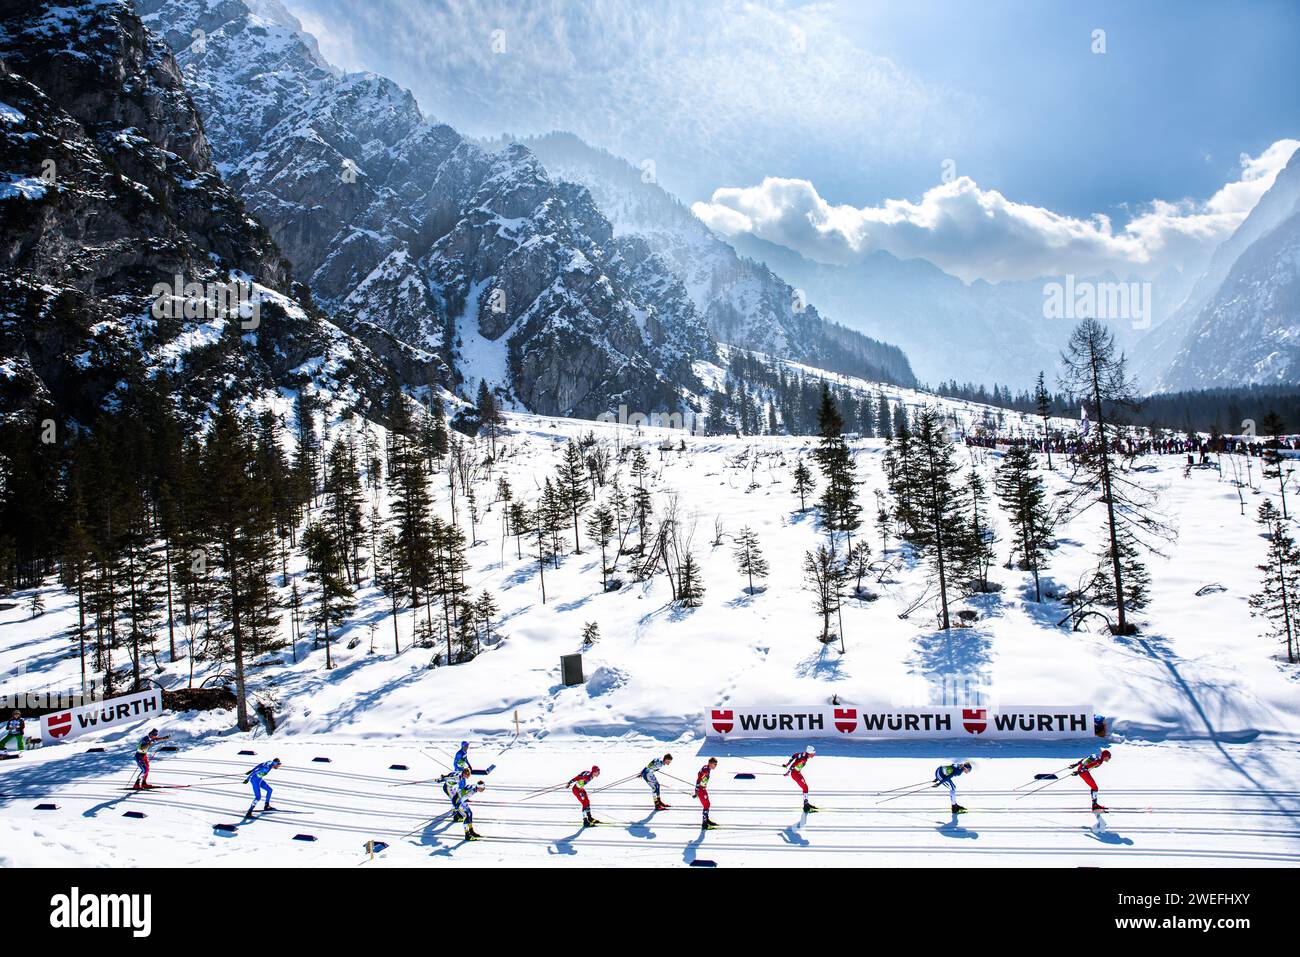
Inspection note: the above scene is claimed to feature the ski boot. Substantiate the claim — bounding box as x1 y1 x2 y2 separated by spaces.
453 811 465 822
263 804 276 812
654 799 669 811
951 804 967 815
803 802 818 813
465 828 481 841
703 818 719 830
1091 802 1108 813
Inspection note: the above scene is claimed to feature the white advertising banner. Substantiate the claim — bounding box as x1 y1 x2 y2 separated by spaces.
40 688 165 744
705 705 1094 740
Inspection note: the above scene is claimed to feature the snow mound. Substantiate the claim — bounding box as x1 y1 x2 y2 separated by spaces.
586 666 629 697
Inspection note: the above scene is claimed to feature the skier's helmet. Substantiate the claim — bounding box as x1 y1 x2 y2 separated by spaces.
460 740 469 750
149 729 159 737
271 758 282 766
962 761 973 772
806 745 817 755
1100 749 1112 761
707 757 718 766
460 766 471 777
591 765 601 774
663 753 673 762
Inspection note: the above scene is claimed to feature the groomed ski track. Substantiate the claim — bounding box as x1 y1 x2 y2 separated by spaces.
2 736 1297 867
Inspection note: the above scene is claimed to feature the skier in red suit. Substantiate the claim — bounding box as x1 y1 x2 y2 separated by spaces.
568 766 601 826
1071 749 1112 811
784 745 817 812
694 758 719 830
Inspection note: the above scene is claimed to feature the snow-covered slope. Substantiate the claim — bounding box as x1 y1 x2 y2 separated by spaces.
3 404 1298 866
5 404 1295 740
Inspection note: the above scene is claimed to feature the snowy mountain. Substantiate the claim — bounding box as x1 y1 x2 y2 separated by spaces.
0 0 402 426
134 0 716 418
1156 150 1300 390
513 130 1207 392
509 132 917 388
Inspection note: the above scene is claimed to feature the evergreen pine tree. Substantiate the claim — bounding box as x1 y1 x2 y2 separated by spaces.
303 521 355 670
585 505 616 591
678 552 705 607
474 589 500 652
733 525 769 594
1250 500 1299 663
792 460 815 513
803 544 843 644
1034 371 1054 470
954 469 997 593
910 407 964 630
1059 319 1170 634
557 441 591 553
995 443 1054 601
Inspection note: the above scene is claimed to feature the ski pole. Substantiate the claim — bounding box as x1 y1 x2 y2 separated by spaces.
657 771 704 796
733 755 789 770
874 782 939 805
1013 764 1076 789
590 772 642 793
1016 774 1072 800
389 777 441 789
421 750 451 771
518 781 578 802
874 778 935 796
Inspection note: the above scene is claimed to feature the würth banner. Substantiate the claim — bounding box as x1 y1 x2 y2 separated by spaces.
40 688 164 744
705 705 1093 740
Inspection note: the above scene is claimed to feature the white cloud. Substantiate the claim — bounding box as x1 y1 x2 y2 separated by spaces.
692 139 1300 282
283 0 970 202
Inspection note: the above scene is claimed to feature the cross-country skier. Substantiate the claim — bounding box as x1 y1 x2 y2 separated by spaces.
452 740 471 774
642 753 673 810
568 765 601 827
933 760 973 814
437 740 472 784
1070 749 1111 811
695 758 719 829
442 770 463 819
784 745 817 812
454 770 486 841
132 729 170 789
444 766 481 821
1 711 24 753
243 758 282 816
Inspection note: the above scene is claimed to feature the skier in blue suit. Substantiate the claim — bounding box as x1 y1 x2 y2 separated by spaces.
438 741 472 784
933 761 973 814
244 758 282 816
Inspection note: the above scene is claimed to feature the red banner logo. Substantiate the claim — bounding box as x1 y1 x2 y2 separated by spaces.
711 709 734 734
962 708 987 734
834 708 857 733
46 712 72 739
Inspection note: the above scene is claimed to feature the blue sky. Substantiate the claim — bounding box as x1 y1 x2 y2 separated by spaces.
283 0 1300 281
